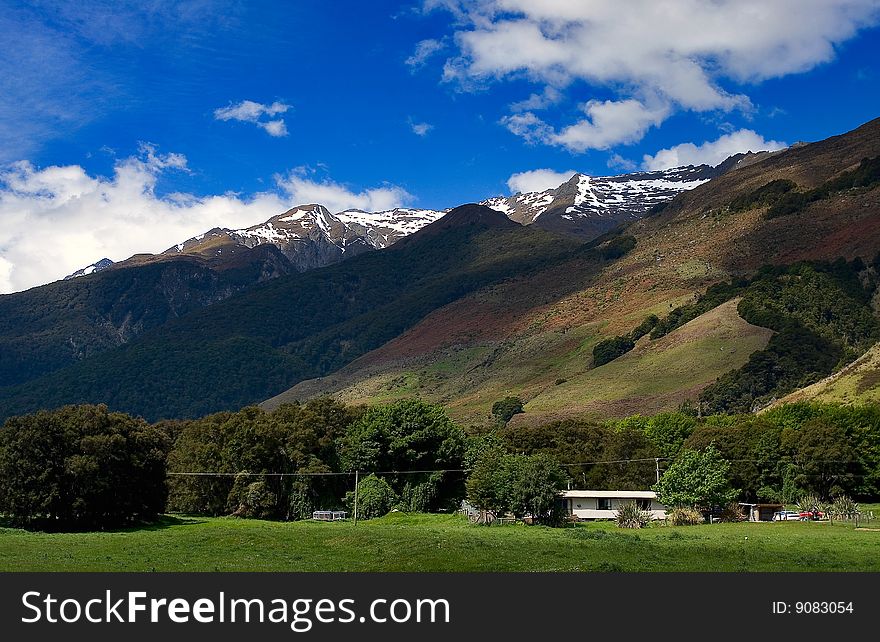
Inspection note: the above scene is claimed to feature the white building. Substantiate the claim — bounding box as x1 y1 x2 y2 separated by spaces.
561 490 667 520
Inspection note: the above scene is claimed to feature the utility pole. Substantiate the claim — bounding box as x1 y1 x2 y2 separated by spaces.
655 458 661 484
353 469 359 525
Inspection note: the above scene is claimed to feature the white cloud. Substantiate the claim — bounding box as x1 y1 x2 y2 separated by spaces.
502 99 668 152
551 99 669 152
607 154 637 172
405 38 445 68
0 147 412 293
499 112 554 145
275 170 413 214
642 129 788 170
430 0 880 148
213 100 292 137
510 86 562 112
409 120 434 136
506 168 576 194
261 120 289 137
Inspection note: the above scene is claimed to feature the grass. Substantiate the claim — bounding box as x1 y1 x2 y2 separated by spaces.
524 299 772 418
1 512 878 572
774 343 880 408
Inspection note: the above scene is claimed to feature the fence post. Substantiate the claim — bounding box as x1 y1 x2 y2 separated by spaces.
353 469 359 525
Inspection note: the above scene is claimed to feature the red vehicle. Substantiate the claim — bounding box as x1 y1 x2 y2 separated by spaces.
798 510 825 521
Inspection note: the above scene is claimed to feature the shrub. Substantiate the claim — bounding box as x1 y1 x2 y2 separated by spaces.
597 235 636 260
729 179 797 213
339 399 466 511
491 396 524 424
466 452 567 526
653 445 736 510
829 495 860 521
796 494 825 517
227 477 277 519
719 502 745 523
630 314 659 341
616 501 652 528
668 507 704 526
346 474 398 520
592 336 635 367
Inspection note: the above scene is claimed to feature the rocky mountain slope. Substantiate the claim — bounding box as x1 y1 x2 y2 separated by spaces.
15 164 713 394
64 165 716 277
0 245 294 389
64 257 114 280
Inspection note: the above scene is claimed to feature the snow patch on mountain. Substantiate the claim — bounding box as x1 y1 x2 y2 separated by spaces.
64 258 114 280
482 164 715 236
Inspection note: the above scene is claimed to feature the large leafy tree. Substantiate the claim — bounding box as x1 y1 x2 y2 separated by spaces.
0 404 170 528
338 399 466 511
781 417 861 500
467 451 567 525
167 399 359 517
501 419 658 490
653 444 736 510
645 412 697 458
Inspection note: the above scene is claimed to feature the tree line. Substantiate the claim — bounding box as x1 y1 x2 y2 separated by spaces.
0 399 878 528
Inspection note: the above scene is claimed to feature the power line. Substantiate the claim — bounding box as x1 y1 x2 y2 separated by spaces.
165 458 872 477
167 468 473 477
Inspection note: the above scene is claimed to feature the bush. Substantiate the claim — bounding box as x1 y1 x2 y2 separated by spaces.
491 396 524 424
668 507 704 526
345 474 398 520
592 336 635 367
630 315 659 341
339 399 466 511
729 179 797 213
796 494 825 517
653 445 736 510
597 235 636 260
829 495 860 521
615 501 652 528
719 502 746 522
227 476 277 519
467 452 567 526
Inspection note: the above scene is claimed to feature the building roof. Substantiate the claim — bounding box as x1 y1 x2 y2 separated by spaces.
561 490 657 499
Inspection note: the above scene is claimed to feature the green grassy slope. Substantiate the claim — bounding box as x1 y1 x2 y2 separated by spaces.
1 513 877 572
523 299 774 421
772 342 880 407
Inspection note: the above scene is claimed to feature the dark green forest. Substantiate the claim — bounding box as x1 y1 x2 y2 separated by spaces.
0 246 292 389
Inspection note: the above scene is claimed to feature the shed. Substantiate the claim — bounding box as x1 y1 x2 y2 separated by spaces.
738 503 783 522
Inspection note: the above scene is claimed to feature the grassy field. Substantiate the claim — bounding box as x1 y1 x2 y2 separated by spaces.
1 512 878 572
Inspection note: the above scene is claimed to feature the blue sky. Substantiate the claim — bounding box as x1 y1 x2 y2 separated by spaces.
1 0 879 292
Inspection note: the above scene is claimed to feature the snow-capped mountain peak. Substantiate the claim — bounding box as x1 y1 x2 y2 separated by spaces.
482 165 717 238
64 258 114 280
